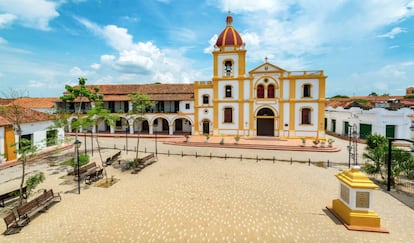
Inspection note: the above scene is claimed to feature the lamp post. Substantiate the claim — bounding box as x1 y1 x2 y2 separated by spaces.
352 124 358 165
347 124 352 168
74 139 82 194
125 126 128 155
155 129 158 157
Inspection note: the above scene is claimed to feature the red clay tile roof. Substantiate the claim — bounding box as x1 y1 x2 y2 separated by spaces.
0 105 53 125
63 84 194 102
0 116 11 126
12 97 58 109
326 96 405 108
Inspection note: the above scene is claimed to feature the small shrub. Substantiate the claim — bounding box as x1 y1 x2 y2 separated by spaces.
220 138 224 145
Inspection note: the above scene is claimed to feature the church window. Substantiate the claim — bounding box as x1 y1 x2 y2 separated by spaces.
257 85 264 98
185 103 190 109
303 84 311 97
224 107 233 123
268 84 275 98
301 108 311 124
225 85 232 98
224 60 233 77
202 95 209 104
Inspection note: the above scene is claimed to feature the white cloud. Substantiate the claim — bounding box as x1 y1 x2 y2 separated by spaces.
0 0 59 30
77 18 206 83
214 0 290 14
0 13 16 28
0 37 7 45
377 27 407 39
90 63 100 70
70 66 89 77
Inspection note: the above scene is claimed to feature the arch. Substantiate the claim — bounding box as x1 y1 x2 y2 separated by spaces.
96 118 110 133
256 107 277 136
152 117 170 134
172 117 193 135
223 59 233 77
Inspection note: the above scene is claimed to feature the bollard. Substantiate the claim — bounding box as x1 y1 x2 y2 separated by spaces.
273 156 275 164
145 148 147 153
210 152 212 160
114 144 116 149
225 154 227 160
327 160 330 167
240 154 242 161
181 151 183 157
196 152 197 158
290 157 292 165
123 145 126 151
134 146 136 152
256 155 258 163
308 158 310 166
168 150 170 156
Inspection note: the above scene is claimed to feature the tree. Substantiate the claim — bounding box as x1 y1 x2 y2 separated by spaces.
60 77 103 137
0 89 37 205
85 101 119 183
363 134 414 187
368 92 378 96
330 95 349 98
127 92 155 160
12 138 37 205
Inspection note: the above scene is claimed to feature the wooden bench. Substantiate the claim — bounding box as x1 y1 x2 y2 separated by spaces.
3 212 27 235
132 153 156 173
105 150 121 166
73 162 97 180
16 189 61 223
0 187 27 207
85 168 104 185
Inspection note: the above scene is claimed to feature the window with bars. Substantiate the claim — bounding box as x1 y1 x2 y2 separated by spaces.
303 84 311 97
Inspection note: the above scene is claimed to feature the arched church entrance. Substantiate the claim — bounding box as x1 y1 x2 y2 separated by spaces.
256 108 275 136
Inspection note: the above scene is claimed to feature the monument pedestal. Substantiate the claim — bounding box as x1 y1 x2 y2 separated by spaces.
327 166 388 233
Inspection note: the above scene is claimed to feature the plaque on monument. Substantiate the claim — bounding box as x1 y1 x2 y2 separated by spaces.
340 184 350 204
356 191 370 208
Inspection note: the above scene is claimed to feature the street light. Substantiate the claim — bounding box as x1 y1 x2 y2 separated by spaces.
74 139 82 194
352 124 358 165
347 124 353 168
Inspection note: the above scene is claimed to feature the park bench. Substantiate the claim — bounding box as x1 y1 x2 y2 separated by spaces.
73 162 97 180
16 189 61 223
0 187 27 207
132 153 156 173
3 212 27 235
85 168 104 185
105 150 121 166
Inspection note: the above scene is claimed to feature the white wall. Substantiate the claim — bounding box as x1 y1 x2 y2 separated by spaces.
325 106 414 139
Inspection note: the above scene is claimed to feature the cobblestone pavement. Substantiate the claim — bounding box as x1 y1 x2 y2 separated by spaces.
0 136 413 242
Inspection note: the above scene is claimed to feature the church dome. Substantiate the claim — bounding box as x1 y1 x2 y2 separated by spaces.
215 14 243 48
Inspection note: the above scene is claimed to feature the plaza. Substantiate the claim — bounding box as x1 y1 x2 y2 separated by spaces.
0 136 413 242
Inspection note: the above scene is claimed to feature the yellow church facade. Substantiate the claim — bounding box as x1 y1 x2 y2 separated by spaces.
194 14 327 139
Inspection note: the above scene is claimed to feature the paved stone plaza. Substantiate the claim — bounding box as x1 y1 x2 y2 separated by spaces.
1 137 413 242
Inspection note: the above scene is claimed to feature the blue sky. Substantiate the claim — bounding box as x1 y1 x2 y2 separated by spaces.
1 0 414 98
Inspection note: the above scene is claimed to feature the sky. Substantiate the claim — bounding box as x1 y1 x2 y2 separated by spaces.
1 0 414 98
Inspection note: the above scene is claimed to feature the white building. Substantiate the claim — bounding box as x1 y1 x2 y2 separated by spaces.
325 106 414 140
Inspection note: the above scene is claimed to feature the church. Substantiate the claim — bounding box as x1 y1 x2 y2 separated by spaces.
193 14 326 139
60 14 327 140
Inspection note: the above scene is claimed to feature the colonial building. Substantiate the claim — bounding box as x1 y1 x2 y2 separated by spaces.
62 14 327 140
194 14 326 138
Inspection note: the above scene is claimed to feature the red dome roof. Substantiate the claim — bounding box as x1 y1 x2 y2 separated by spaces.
215 15 243 48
